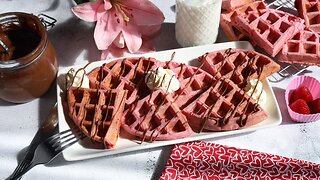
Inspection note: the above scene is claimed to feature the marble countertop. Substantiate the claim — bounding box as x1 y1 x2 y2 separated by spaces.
0 0 320 179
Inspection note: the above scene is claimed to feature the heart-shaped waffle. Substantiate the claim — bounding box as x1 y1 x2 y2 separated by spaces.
198 48 280 88
121 61 215 141
183 78 268 132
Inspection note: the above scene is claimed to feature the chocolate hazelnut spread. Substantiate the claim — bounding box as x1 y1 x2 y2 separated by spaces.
0 12 58 103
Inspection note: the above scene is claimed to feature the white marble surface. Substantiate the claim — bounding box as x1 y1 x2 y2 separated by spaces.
0 0 320 180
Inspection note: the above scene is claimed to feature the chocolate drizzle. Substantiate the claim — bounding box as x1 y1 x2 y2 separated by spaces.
196 49 234 132
140 66 176 143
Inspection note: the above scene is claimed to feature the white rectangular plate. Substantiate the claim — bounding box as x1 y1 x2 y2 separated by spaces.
57 41 282 161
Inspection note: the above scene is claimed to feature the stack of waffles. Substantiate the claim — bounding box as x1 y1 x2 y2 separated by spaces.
220 0 320 66
66 49 280 148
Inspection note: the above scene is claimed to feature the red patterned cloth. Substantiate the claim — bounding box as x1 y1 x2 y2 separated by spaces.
160 141 320 180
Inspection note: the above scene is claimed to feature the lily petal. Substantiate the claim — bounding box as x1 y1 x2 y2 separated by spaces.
122 23 142 53
94 7 123 50
124 0 165 26
71 0 104 22
101 40 155 60
101 45 126 60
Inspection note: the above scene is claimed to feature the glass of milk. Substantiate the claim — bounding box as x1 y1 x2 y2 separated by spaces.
175 0 222 47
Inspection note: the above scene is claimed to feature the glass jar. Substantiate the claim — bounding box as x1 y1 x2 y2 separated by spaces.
0 12 58 103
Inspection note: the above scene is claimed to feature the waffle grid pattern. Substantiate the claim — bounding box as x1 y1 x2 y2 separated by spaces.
67 87 127 148
296 0 320 33
199 49 281 88
183 78 268 132
67 50 277 147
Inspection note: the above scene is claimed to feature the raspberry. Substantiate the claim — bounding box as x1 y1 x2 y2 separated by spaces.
289 99 310 114
290 86 313 104
309 98 320 114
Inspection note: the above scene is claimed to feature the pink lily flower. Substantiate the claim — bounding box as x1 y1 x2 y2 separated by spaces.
72 0 165 59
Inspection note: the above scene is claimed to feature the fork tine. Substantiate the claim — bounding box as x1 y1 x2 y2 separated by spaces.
47 129 72 143
45 129 84 152
56 135 81 152
52 133 76 150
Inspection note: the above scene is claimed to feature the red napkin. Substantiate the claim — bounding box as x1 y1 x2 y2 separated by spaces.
160 141 320 180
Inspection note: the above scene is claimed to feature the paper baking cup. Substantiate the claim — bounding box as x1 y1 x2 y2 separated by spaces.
285 75 320 122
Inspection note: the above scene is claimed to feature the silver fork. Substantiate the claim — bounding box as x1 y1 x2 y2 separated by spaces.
7 128 84 180
7 104 59 180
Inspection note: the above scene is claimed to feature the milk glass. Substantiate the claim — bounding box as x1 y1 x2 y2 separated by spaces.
175 0 222 47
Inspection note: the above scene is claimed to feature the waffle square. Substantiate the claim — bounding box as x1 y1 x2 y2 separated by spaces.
67 87 127 149
198 48 280 88
278 27 320 66
220 1 267 42
296 0 320 34
234 8 305 57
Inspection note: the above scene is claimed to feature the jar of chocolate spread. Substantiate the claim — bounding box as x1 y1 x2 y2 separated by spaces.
0 12 58 103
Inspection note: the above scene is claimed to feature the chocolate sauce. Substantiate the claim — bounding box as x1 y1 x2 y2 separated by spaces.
3 28 40 60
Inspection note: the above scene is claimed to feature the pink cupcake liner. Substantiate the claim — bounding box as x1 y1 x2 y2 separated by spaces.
285 75 320 123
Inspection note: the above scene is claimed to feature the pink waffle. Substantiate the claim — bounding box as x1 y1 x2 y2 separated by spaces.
67 87 127 149
222 0 255 11
234 8 305 57
198 48 280 88
183 78 268 132
295 0 320 34
220 1 267 42
278 27 320 66
88 58 197 141
67 55 271 146
122 60 269 135
121 61 215 141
